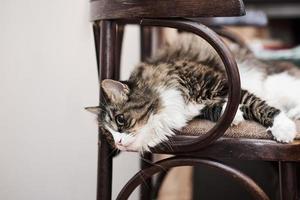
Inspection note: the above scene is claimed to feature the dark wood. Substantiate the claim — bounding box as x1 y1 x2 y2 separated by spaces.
116 157 270 200
152 170 170 199
140 26 153 61
139 26 154 200
279 162 298 200
93 23 100 75
141 19 241 152
139 153 153 200
151 137 300 161
90 0 245 21
96 20 117 200
115 23 124 80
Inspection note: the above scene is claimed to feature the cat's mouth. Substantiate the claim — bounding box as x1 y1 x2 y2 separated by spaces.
115 139 138 151
115 144 129 151
105 125 137 151
116 137 135 147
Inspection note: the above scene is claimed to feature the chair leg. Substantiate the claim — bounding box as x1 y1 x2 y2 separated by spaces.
97 131 113 200
94 20 117 200
139 26 154 200
152 169 170 199
140 153 153 200
115 24 124 80
279 161 298 200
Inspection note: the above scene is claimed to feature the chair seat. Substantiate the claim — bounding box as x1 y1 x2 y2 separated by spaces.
152 119 300 161
90 0 245 21
180 119 300 140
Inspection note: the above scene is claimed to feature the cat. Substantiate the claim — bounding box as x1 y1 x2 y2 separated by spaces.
87 33 300 152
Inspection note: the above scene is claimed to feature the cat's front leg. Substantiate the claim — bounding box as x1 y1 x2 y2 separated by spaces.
240 90 297 143
200 101 245 126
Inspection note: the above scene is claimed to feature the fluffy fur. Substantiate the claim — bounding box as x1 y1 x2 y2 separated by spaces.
87 34 300 152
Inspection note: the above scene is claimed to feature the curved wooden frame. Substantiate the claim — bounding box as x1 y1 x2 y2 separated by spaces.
116 157 270 200
139 19 241 153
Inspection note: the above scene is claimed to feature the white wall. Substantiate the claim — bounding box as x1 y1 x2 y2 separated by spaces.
0 0 139 199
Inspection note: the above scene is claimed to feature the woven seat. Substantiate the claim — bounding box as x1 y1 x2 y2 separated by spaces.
180 119 300 140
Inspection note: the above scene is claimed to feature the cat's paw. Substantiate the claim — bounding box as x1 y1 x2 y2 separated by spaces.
287 106 300 120
231 109 244 126
269 113 297 143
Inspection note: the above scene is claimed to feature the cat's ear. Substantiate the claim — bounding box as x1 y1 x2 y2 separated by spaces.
85 106 101 114
101 79 130 104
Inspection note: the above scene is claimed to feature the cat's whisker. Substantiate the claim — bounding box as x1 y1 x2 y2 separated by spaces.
98 108 108 114
128 132 136 137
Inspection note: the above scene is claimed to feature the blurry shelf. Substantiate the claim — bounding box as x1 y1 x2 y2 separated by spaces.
244 0 300 3
244 1 300 18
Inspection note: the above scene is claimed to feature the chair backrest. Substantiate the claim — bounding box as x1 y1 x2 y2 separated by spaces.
90 0 245 21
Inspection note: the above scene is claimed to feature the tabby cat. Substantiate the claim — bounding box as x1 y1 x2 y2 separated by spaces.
87 34 300 152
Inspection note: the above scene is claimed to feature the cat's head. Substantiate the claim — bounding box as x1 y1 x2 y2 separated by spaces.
86 79 169 152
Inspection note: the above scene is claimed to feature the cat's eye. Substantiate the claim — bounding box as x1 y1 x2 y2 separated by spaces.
115 114 125 126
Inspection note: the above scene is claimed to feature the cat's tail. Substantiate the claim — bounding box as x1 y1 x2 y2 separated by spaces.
147 32 225 70
147 31 258 72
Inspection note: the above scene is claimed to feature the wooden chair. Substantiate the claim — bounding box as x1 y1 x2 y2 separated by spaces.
90 1 299 199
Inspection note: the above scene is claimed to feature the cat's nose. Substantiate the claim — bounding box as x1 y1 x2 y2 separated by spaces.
117 138 122 144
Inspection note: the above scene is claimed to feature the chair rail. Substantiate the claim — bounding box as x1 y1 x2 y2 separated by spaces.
116 157 270 200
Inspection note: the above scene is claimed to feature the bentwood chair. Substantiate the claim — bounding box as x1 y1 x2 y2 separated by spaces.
89 1 300 199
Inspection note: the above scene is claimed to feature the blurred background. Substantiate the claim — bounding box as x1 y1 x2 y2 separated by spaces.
0 0 299 200
0 0 140 199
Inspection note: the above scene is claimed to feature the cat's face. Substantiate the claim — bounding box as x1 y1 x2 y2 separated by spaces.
87 79 161 152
